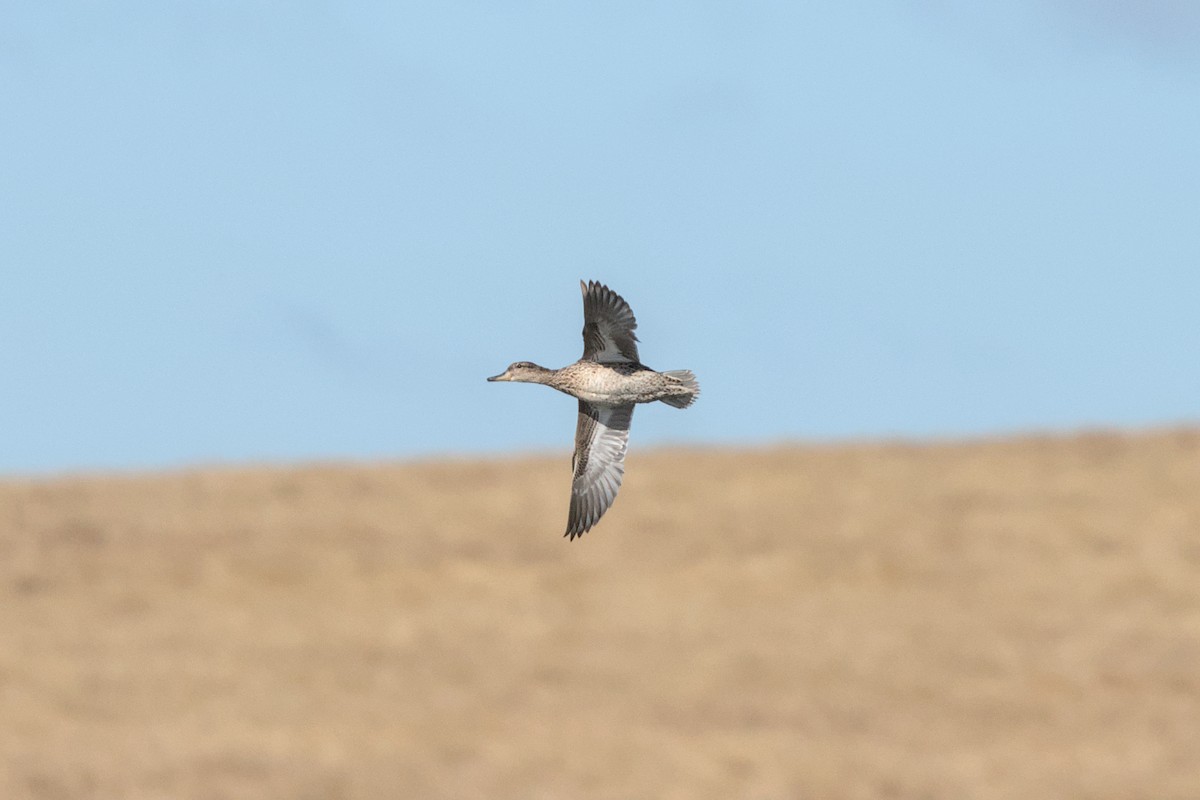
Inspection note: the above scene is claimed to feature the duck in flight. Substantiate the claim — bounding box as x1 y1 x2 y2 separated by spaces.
488 281 700 539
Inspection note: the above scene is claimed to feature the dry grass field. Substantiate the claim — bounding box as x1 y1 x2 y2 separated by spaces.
2 428 1199 799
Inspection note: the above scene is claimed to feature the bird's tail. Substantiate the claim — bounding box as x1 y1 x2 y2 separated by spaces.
659 370 700 408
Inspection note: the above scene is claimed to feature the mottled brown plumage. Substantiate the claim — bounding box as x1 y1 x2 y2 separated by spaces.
488 281 700 539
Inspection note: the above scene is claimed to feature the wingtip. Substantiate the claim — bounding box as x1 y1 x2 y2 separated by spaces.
565 514 593 540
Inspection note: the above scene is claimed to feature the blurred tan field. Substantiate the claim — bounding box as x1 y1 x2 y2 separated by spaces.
2 428 1199 799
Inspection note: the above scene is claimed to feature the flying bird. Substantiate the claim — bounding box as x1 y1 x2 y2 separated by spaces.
488 281 700 539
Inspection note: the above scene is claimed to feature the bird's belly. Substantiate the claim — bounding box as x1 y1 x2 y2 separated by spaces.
568 372 661 405
570 387 631 405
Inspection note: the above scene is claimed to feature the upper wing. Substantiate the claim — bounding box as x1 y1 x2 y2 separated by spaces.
580 280 640 364
567 401 634 539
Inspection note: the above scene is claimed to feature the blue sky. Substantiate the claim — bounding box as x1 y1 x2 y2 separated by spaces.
2 2 1198 475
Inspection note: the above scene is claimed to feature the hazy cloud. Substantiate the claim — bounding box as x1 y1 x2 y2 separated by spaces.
1053 0 1200 56
906 0 1200 67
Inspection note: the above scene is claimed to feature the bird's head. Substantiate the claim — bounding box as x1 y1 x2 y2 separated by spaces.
487 361 551 383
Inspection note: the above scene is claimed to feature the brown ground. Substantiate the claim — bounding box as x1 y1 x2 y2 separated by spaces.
2 428 1199 799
